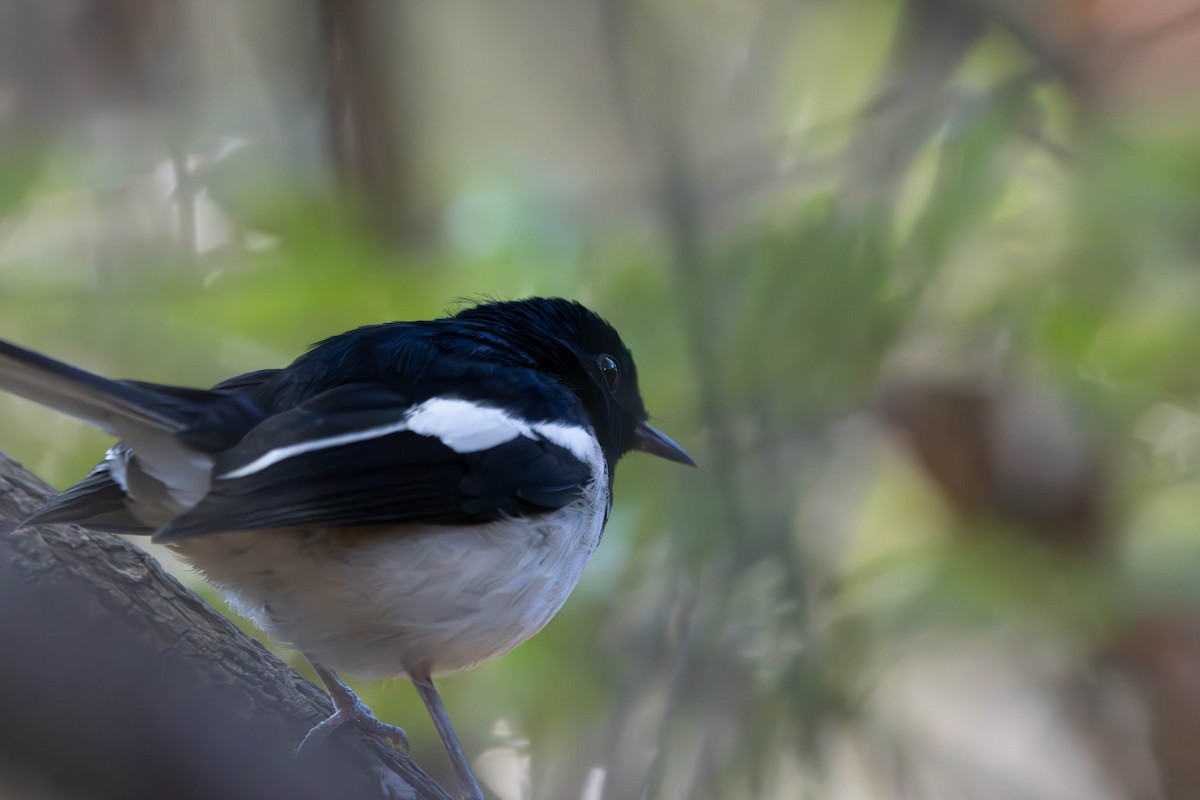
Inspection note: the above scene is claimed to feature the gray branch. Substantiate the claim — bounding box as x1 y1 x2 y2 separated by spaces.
0 451 453 800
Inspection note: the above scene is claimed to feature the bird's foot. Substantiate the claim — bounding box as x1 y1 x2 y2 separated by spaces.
298 687 408 755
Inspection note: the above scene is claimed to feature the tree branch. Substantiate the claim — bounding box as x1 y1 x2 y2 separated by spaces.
0 451 452 800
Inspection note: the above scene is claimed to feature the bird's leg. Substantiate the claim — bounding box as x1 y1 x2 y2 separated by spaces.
412 671 484 800
298 661 409 753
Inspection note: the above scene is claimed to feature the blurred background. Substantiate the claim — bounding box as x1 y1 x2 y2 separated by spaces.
3 0 1200 798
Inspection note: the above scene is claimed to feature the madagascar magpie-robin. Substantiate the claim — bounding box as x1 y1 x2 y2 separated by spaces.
0 297 692 800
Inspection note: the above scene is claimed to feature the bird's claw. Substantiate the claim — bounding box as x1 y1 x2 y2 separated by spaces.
297 696 409 755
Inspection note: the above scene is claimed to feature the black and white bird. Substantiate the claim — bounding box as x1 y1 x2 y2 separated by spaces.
0 297 693 800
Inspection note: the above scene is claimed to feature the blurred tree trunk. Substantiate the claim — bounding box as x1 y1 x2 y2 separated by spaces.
0 451 451 800
319 0 429 246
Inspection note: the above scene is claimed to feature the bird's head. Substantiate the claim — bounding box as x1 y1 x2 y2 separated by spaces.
453 298 694 469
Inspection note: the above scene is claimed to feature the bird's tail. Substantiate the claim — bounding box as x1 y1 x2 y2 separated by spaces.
0 339 266 531
0 340 191 438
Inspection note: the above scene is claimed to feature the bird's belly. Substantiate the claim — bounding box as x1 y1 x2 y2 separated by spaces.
175 503 605 679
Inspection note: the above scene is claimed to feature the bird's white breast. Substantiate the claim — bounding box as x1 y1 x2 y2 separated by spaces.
176 437 609 679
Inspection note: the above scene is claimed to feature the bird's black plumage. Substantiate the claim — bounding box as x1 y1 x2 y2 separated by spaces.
17 298 665 542
156 382 591 540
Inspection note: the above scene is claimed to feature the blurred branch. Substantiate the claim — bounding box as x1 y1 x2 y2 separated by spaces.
964 0 1072 77
839 0 987 216
0 451 451 800
597 0 758 563
592 5 826 795
318 0 425 245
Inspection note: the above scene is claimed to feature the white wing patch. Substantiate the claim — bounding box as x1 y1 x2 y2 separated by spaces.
531 422 600 465
218 396 599 479
405 397 530 452
221 419 412 479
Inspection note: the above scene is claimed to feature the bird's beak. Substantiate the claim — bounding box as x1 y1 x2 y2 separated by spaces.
633 422 696 467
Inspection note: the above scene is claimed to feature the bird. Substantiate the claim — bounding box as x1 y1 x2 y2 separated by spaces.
0 297 694 800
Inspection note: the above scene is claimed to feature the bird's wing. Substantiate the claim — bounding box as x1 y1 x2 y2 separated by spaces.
153 383 595 542
25 368 283 534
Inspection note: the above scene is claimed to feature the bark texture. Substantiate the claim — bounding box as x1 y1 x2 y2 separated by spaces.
0 451 452 800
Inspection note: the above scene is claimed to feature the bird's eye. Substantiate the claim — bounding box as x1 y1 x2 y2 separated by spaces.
597 354 620 392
